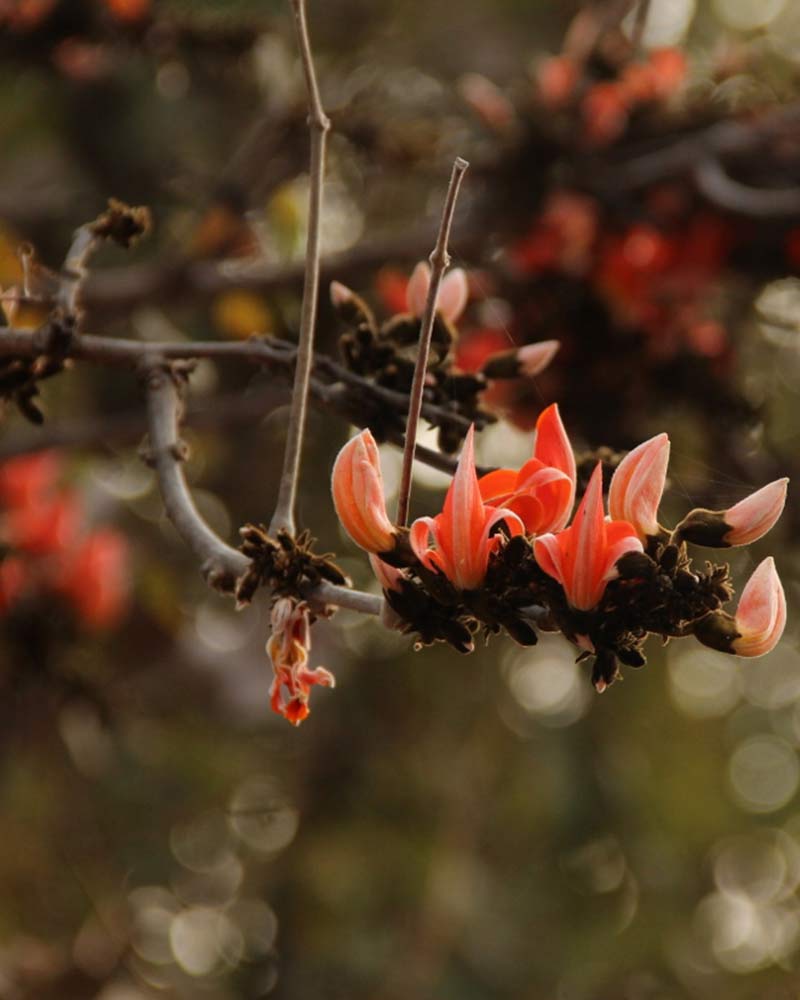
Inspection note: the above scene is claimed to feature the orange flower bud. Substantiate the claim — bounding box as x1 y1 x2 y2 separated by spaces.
331 430 396 554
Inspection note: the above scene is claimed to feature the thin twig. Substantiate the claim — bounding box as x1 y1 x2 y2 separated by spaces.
0 325 478 439
395 156 469 527
142 363 382 615
60 224 99 317
269 0 331 537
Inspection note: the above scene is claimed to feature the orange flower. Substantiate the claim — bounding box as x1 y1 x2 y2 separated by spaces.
331 430 396 554
534 463 643 611
266 598 335 726
478 403 575 535
410 426 524 590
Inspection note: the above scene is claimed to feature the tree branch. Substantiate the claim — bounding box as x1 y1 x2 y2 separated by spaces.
142 362 382 615
143 364 249 593
396 156 469 528
269 0 331 536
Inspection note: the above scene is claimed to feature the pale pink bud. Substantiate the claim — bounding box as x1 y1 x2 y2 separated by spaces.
331 430 396 554
724 478 788 546
329 280 354 309
733 557 786 658
608 433 670 538
406 261 468 324
516 340 560 377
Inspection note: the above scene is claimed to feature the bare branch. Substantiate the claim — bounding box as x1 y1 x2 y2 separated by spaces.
395 156 469 528
142 363 382 616
269 0 331 536
144 364 249 593
694 157 800 218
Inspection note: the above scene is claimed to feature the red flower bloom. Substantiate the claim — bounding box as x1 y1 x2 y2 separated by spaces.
478 403 576 535
410 425 524 590
534 463 643 611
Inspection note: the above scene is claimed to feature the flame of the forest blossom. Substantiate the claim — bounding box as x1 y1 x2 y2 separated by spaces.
732 557 786 658
266 598 335 726
53 530 130 630
724 479 789 546
331 429 396 554
534 463 643 611
410 425 524 591
478 403 575 535
406 261 468 324
608 433 670 539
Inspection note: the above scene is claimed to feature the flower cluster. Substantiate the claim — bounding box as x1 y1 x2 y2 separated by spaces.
0 452 129 630
536 47 688 146
332 407 787 692
331 262 559 452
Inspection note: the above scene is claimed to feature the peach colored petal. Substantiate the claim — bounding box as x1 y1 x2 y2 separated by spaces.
724 478 788 546
406 261 431 317
438 268 469 323
608 433 669 538
733 557 787 658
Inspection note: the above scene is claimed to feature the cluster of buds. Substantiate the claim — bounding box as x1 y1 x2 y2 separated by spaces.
330 262 559 452
0 451 129 630
332 406 788 692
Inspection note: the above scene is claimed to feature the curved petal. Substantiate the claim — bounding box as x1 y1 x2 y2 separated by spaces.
734 557 787 657
569 463 607 611
533 403 576 521
409 516 447 576
724 478 788 546
533 531 565 585
406 261 431 318
608 433 669 537
600 519 644 581
438 268 469 323
478 467 519 506
517 340 560 377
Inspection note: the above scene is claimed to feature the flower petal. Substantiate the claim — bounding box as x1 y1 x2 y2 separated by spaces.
608 433 670 538
724 478 788 546
734 557 787 657
406 261 431 317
